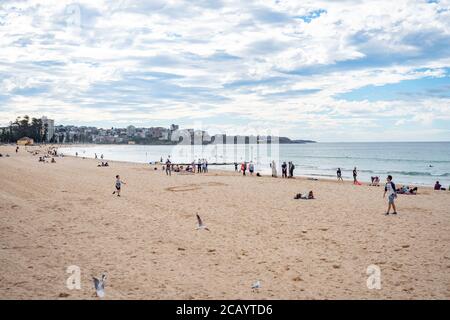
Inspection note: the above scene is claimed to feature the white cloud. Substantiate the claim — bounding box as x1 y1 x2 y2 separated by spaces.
0 0 449 141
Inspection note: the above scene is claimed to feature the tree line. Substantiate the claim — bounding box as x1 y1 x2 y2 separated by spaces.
0 115 51 143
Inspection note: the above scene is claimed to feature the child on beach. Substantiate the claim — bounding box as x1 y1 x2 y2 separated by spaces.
383 175 397 215
112 175 126 197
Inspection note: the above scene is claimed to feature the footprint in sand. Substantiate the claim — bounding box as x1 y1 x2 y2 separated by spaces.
166 182 228 192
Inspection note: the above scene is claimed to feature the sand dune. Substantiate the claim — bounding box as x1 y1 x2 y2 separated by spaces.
0 145 449 299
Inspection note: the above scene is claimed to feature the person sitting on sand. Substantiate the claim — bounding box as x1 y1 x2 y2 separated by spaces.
434 181 442 190
294 191 314 200
112 175 126 197
370 176 380 186
51 158 56 163
397 185 418 195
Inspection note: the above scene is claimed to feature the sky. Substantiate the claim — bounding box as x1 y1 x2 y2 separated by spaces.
0 0 450 142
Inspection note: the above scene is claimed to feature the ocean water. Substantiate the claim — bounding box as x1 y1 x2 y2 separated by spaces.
60 142 450 187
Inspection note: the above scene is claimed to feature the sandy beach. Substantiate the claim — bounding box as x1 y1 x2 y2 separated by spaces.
0 144 449 300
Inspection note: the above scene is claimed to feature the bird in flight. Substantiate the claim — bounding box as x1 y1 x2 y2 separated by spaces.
196 214 210 231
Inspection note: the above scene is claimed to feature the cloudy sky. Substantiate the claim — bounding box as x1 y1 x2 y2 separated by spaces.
1 0 449 141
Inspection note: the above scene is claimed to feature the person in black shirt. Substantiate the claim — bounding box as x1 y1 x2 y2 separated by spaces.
282 162 287 178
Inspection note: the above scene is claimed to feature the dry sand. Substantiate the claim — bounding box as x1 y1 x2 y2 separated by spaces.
0 145 449 299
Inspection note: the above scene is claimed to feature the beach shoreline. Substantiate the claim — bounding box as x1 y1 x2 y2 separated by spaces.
1 144 449 299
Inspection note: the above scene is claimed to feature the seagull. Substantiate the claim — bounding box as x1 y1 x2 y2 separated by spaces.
93 273 107 298
251 280 261 289
196 214 210 231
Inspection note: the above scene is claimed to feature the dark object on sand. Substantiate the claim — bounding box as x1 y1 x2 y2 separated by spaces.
294 191 314 200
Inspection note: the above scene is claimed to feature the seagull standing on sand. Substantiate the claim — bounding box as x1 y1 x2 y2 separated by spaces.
93 273 107 298
196 214 210 231
252 280 261 289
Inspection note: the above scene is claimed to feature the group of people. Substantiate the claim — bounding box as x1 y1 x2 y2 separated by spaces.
336 167 360 183
97 162 109 167
235 161 255 176
294 191 314 200
162 158 209 176
396 185 418 194
281 161 295 178
38 155 56 163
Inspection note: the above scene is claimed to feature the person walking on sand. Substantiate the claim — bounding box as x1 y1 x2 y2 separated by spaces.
234 162 238 172
353 167 358 184
112 175 126 197
165 159 172 176
383 175 397 215
337 168 343 182
16 146 19 153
